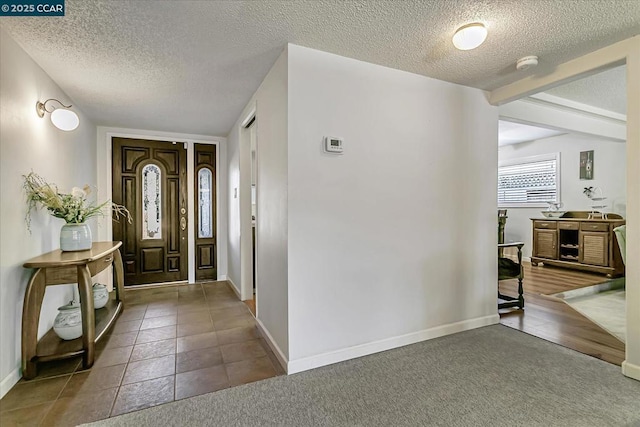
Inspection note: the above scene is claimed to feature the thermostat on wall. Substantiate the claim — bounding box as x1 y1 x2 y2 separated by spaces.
324 136 343 154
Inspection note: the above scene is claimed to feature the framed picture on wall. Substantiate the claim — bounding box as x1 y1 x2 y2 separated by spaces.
580 150 594 180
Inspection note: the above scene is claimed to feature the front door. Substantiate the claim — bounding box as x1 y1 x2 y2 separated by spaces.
112 138 188 285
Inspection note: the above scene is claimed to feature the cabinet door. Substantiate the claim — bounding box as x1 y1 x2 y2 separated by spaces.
534 229 557 259
580 231 609 266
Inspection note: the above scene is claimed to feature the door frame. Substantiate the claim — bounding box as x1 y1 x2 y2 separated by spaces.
96 127 226 286
490 35 640 381
239 114 257 303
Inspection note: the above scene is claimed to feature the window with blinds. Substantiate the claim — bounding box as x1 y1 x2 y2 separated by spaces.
498 153 560 207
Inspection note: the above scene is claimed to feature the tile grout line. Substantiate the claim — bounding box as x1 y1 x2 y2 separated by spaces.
36 366 75 427
108 303 147 419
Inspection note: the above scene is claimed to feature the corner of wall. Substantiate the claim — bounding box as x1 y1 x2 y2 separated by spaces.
0 367 21 400
622 360 640 382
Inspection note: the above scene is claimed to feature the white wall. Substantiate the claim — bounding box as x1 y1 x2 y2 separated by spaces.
499 133 626 258
286 45 499 369
227 123 242 291
0 30 97 397
227 48 289 361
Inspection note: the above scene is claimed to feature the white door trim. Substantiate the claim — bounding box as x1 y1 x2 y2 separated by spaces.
239 115 256 301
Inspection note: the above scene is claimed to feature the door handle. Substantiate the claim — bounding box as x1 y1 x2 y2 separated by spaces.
180 217 186 231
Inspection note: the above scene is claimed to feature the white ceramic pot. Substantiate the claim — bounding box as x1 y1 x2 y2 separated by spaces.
60 223 92 252
93 283 109 309
53 302 83 340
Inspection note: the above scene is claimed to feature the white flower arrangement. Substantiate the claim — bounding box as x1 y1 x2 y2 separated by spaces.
23 172 131 232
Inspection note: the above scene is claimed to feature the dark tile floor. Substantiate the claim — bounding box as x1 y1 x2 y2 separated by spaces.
0 281 284 426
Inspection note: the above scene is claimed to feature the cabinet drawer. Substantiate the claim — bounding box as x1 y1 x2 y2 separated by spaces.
534 220 556 229
558 221 579 230
88 254 115 276
581 222 608 232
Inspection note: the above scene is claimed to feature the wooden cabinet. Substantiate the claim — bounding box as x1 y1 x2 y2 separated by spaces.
21 242 125 379
580 231 609 266
533 228 557 259
531 215 624 277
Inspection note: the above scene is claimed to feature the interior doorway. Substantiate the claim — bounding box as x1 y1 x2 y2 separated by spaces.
496 65 628 363
244 117 257 315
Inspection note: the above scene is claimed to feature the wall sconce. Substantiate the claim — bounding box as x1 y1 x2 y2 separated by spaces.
35 98 80 131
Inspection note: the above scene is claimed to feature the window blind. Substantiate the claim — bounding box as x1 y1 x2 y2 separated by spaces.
498 156 558 206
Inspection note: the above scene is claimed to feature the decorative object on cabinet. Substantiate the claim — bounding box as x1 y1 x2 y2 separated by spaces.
583 186 609 219
21 242 125 379
23 172 131 251
541 201 565 218
531 211 625 277
497 210 525 309
53 301 83 340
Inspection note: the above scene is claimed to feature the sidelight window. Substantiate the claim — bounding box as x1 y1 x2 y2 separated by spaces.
142 164 162 239
198 168 213 238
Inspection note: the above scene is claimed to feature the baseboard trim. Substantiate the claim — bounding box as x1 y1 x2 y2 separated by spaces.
0 366 21 400
226 278 241 299
287 314 500 374
218 274 228 280
622 360 640 381
256 318 289 373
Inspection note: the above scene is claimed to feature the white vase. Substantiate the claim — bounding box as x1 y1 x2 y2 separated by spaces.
93 283 109 309
60 223 92 252
53 302 83 340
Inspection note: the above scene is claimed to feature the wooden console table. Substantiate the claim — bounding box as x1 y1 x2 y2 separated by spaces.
22 241 125 379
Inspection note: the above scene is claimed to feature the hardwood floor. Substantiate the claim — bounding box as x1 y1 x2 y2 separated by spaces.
244 297 256 316
499 261 626 366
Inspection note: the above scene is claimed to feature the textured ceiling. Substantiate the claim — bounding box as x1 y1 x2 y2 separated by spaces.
498 120 565 146
544 65 627 114
1 0 638 136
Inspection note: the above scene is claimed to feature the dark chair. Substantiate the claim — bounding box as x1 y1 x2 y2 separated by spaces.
498 210 524 309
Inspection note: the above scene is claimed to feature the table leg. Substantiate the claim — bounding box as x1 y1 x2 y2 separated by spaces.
21 269 46 380
112 248 125 303
77 265 95 369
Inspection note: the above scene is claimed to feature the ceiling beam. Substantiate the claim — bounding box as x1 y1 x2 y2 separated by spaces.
489 35 639 106
499 98 626 141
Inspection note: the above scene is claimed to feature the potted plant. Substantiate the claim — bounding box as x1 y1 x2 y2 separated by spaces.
23 172 131 251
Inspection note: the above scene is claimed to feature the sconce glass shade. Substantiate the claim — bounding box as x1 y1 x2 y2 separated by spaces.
452 23 487 50
50 108 80 131
36 98 80 131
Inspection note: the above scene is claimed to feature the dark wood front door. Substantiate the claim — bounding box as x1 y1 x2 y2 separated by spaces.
112 138 188 285
194 144 217 281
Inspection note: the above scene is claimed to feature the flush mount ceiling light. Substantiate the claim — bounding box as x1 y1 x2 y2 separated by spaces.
452 23 488 51
35 98 80 131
